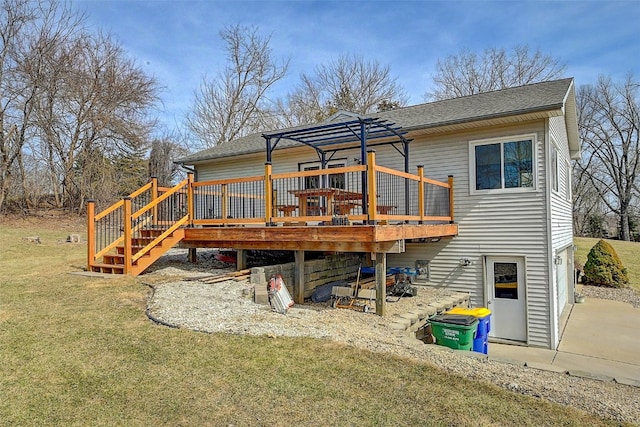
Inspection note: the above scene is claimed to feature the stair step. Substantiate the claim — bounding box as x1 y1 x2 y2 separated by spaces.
96 227 184 276
90 263 125 274
139 229 167 237
104 254 125 264
131 237 155 243
116 246 145 254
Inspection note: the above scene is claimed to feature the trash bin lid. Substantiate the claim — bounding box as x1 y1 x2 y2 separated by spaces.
447 307 491 317
430 314 478 326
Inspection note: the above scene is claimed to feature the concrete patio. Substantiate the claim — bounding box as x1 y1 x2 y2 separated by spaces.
489 296 640 386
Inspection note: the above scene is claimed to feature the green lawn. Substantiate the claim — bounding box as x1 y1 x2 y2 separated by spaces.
0 217 628 426
574 237 640 291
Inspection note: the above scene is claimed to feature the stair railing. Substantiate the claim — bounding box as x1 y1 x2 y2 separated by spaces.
126 175 192 272
88 179 156 271
87 174 193 273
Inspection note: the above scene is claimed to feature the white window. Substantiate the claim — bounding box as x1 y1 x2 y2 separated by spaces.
299 160 346 189
551 143 559 193
470 135 537 194
565 159 572 201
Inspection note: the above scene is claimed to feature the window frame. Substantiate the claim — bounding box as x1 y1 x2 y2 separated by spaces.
564 158 572 202
469 134 538 195
551 141 559 194
298 159 347 189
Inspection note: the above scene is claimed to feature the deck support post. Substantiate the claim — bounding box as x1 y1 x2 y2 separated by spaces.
150 176 158 228
294 250 305 304
187 173 194 227
264 162 273 225
87 200 95 272
188 248 197 263
417 165 425 224
448 175 454 223
375 252 386 316
237 249 247 271
123 197 132 275
366 150 377 224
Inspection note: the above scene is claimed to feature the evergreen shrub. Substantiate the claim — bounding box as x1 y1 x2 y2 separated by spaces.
583 239 629 288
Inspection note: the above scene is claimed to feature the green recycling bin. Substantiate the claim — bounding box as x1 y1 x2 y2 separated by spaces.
429 314 478 351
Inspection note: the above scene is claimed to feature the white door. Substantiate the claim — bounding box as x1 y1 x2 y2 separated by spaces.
486 257 527 342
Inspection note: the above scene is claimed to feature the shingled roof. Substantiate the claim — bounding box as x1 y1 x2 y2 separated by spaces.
177 77 578 164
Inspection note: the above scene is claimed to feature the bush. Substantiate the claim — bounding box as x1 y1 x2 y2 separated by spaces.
583 239 629 288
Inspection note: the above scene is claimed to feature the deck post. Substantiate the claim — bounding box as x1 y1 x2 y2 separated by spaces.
87 200 95 272
448 175 454 223
417 165 425 223
123 197 133 275
294 250 305 304
221 184 228 224
150 176 158 227
366 150 377 224
188 248 197 263
237 249 247 271
375 252 386 316
187 172 194 227
264 162 273 225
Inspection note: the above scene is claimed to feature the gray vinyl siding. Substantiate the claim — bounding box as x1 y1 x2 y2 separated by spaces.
195 147 331 181
387 121 552 347
549 116 574 250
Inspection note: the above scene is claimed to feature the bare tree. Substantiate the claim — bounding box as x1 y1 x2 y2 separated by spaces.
0 0 82 212
148 134 189 186
572 158 609 236
33 31 159 211
577 75 640 241
280 54 407 126
186 25 289 148
426 45 566 101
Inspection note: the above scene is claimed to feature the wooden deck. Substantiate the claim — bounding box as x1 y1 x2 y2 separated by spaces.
180 223 458 252
88 150 456 289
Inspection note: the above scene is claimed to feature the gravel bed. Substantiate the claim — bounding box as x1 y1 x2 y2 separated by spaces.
579 284 640 308
143 249 640 425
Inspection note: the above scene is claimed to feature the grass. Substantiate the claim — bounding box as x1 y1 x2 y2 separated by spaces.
0 216 629 426
574 237 640 291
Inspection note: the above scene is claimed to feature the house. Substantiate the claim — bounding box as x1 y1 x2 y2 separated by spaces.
88 78 579 350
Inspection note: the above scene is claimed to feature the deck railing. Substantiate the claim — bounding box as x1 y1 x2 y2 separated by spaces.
88 150 454 271
191 175 266 226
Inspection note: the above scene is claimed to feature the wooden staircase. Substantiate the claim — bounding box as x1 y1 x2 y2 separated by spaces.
90 227 185 275
88 175 193 276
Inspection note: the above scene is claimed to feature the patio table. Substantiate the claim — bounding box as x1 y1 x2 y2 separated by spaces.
288 188 362 216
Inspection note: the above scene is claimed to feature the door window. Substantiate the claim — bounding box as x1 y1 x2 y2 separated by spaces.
494 262 518 299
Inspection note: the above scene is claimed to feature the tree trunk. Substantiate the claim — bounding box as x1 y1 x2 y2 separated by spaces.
619 209 631 241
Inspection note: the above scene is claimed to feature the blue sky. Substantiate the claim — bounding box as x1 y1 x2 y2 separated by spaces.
73 0 640 135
